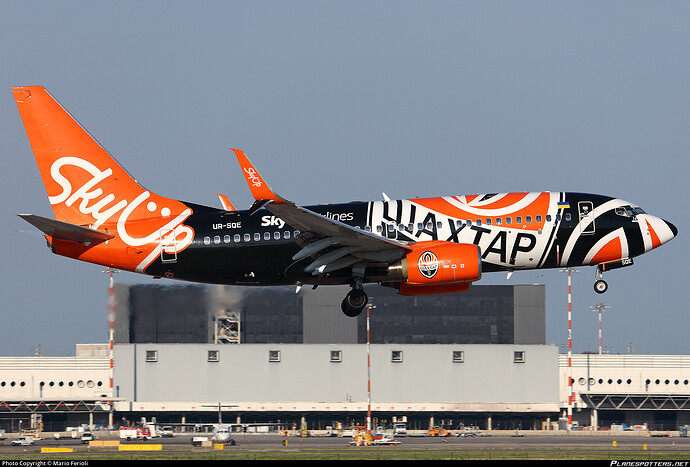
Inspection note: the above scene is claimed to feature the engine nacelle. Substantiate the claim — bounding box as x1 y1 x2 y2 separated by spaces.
389 241 482 286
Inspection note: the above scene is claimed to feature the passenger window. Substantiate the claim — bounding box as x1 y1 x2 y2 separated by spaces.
254 233 261 242
214 236 221 244
436 222 442 229
495 218 502 225
204 237 211 245
476 219 482 226
224 235 230 243
234 234 241 242
264 232 271 241
565 213 572 221
294 230 300 237
284 231 291 239
365 225 372 232
536 215 542 223
516 216 522 224
274 231 281 240
556 214 561 222
546 215 551 222
466 220 472 226
456 220 463 227
377 225 383 233
526 216 532 223
485 219 491 226
506 217 512 225
244 233 251 242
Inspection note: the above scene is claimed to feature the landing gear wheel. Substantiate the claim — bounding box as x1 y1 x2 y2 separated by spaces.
594 280 608 294
341 289 368 317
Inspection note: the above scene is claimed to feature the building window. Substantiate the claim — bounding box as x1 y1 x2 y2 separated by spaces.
513 351 525 363
208 350 219 362
330 350 342 363
146 350 158 362
269 350 281 362
391 350 403 363
452 351 464 363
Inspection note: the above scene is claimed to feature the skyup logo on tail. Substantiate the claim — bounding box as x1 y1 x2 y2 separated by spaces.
418 251 439 279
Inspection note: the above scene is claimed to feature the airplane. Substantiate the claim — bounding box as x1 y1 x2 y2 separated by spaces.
13 86 678 317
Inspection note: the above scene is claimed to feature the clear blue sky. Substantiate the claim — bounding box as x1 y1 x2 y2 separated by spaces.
1 1 687 356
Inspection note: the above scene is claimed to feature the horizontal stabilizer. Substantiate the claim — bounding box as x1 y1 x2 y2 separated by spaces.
18 214 114 245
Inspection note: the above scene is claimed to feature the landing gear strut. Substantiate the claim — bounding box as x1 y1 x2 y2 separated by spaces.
341 284 368 317
594 266 608 294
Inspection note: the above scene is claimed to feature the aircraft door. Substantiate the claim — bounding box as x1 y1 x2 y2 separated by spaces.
578 201 595 234
160 229 178 263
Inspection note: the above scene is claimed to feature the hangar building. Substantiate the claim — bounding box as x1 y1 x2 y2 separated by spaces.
0 284 687 432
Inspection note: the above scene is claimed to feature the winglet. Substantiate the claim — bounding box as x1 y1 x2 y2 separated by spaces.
231 148 287 204
214 193 237 211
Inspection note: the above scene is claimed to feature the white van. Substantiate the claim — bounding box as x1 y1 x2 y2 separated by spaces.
11 436 34 446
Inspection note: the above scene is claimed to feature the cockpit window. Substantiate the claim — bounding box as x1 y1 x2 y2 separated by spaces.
633 207 646 215
615 206 638 218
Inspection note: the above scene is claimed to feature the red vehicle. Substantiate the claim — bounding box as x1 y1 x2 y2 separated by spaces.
119 426 152 441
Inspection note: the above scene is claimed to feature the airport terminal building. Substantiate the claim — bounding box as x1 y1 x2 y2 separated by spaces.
0 285 688 433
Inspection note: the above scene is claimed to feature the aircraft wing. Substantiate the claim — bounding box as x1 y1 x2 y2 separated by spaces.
18 214 114 245
232 149 411 275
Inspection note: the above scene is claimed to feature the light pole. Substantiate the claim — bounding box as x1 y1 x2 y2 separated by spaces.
590 303 611 355
560 268 578 431
366 301 374 439
103 267 118 431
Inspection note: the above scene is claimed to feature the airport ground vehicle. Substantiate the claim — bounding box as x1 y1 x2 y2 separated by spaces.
372 434 401 445
119 426 152 441
393 423 407 436
192 436 209 446
159 426 174 437
80 432 94 444
428 426 451 437
11 436 34 446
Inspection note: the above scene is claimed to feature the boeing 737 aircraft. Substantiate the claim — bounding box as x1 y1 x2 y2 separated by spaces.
13 86 677 316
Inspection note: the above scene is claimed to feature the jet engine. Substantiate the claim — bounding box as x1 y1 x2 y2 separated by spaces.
388 241 482 295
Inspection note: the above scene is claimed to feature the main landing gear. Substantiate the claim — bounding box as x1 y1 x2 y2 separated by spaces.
594 266 608 294
341 283 368 317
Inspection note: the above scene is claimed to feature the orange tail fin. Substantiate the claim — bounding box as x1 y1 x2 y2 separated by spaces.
13 86 188 230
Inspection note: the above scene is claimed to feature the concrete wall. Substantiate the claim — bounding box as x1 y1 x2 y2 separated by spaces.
113 344 558 405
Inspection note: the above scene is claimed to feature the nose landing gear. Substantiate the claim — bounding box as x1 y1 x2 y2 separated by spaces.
594 266 608 294
341 283 368 317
